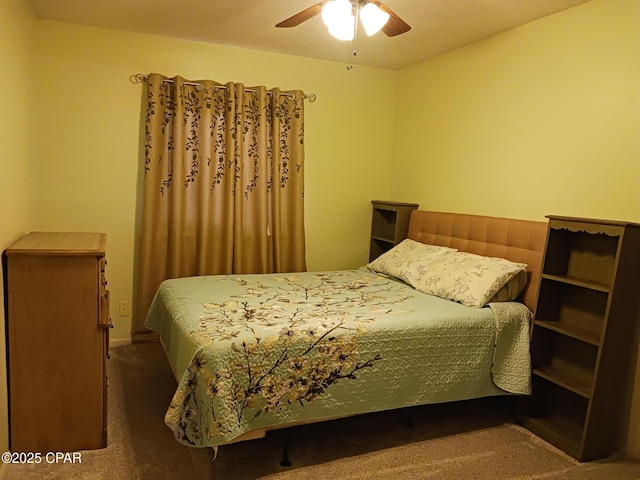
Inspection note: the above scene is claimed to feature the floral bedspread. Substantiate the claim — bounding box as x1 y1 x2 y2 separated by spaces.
145 269 531 448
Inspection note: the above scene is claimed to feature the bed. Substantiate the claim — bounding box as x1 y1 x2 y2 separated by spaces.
145 210 547 450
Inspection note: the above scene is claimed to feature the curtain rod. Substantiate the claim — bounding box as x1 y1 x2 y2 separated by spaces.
130 73 316 103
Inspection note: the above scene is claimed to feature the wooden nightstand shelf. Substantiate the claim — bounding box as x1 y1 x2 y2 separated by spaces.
369 200 419 262
518 216 640 461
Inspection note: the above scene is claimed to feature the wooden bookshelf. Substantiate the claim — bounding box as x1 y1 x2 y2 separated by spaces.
518 216 640 461
369 201 418 262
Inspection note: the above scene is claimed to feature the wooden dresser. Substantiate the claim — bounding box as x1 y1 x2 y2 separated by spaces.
6 232 109 452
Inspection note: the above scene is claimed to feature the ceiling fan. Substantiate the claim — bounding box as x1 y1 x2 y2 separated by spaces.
276 0 411 40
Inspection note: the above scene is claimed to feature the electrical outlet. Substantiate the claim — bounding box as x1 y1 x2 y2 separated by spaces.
119 301 130 317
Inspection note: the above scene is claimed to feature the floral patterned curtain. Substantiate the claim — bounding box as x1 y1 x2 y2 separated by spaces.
133 74 306 342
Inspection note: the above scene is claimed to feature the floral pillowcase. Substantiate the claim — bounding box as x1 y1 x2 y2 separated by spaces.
405 251 527 308
366 239 456 284
368 239 527 308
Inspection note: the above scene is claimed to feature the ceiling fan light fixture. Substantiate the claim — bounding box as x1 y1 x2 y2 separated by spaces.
328 18 355 41
359 2 390 36
322 0 355 41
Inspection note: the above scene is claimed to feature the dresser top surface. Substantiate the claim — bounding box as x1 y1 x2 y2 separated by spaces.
6 232 106 256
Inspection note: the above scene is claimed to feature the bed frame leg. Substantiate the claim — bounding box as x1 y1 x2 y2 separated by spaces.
279 433 292 467
406 407 415 428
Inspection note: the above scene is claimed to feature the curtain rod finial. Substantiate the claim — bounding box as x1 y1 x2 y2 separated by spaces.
130 73 147 84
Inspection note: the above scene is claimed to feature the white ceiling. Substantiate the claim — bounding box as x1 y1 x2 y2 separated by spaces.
30 0 592 70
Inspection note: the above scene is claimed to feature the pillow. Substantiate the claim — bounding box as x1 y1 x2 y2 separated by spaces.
489 269 528 303
367 239 456 283
405 250 527 308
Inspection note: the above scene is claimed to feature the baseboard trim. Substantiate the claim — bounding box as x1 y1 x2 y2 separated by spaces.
109 338 132 348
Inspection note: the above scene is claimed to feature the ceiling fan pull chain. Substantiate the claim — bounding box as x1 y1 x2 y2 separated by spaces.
347 0 359 70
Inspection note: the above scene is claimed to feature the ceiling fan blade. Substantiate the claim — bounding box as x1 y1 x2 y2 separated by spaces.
377 2 411 37
276 3 324 28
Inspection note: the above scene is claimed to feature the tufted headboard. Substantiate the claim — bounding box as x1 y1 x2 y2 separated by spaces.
407 210 548 312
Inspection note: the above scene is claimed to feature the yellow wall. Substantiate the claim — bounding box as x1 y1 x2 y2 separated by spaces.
392 0 640 458
33 21 398 340
0 0 40 453
393 0 639 223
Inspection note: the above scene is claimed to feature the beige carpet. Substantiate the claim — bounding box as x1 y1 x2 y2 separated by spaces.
2 343 639 480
